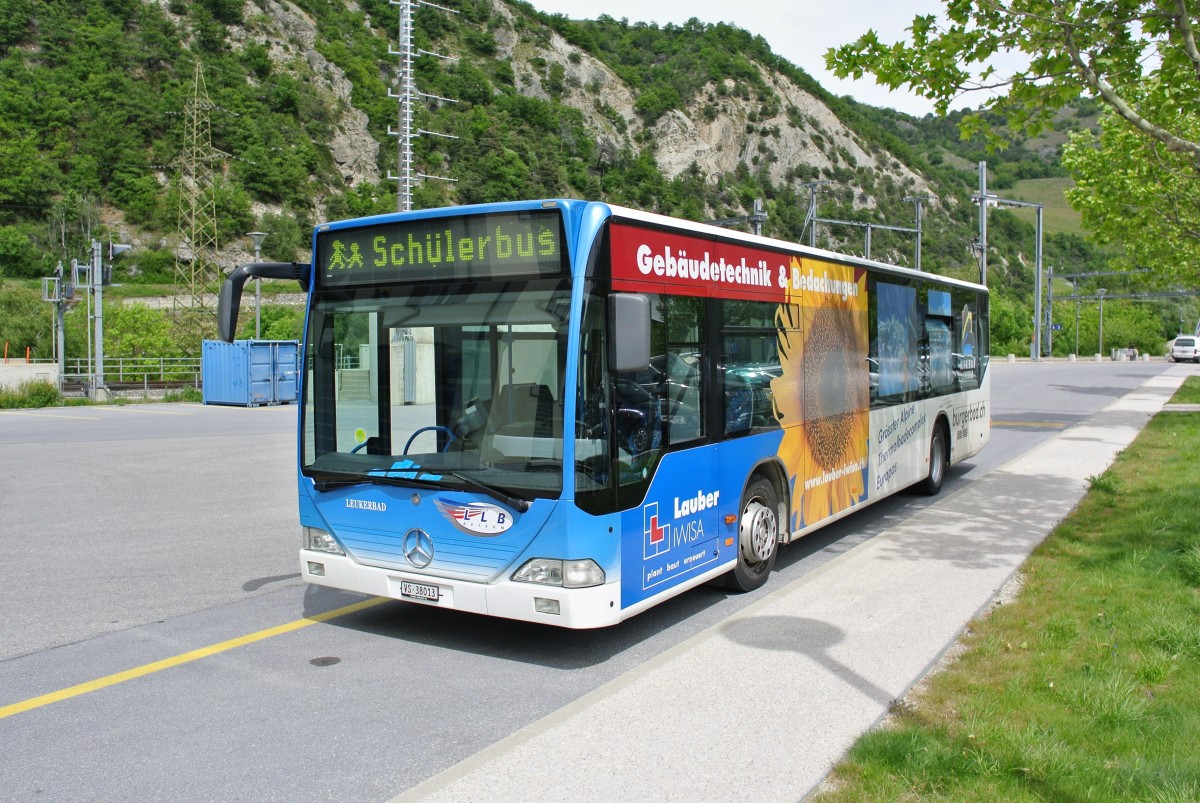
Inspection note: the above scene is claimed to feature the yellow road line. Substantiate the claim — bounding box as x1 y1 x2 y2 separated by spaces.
0 410 102 421
992 420 1067 428
0 597 388 720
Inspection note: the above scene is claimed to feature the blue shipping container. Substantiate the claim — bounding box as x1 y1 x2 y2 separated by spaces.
202 340 299 406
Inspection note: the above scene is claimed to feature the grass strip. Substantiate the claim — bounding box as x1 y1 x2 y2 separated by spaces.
817 376 1200 802
1171 379 1200 405
0 380 202 408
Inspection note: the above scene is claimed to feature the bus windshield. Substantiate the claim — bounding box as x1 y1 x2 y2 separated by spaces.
301 279 577 500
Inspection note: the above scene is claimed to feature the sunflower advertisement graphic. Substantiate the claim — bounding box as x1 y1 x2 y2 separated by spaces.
771 256 870 531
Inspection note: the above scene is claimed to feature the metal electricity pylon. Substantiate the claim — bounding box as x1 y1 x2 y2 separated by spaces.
174 61 227 312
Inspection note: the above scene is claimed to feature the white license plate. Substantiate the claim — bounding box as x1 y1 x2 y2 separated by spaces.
400 580 439 602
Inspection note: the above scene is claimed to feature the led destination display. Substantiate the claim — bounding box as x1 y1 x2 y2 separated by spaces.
316 210 566 287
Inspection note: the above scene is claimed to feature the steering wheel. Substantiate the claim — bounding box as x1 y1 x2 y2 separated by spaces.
575 419 603 439
404 425 456 455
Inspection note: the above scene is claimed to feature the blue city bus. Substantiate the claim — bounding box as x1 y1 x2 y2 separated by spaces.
218 200 990 628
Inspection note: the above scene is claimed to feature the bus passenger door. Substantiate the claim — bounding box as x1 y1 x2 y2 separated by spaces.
481 325 562 462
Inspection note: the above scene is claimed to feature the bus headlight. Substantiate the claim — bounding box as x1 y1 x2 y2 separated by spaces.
564 559 605 588
304 526 345 556
512 558 604 588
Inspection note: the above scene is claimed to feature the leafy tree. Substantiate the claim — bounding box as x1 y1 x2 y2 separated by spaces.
324 183 396 221
1063 101 1200 284
825 1 1200 284
459 147 530 204
237 305 305 341
0 224 43 278
0 0 34 49
1057 298 1167 356
449 60 495 106
988 293 1031 356
126 248 176 284
212 179 254 244
199 0 243 26
110 172 163 227
826 1 1200 158
251 213 300 263
0 284 51 358
103 303 181 360
243 42 272 79
190 4 226 54
0 121 57 218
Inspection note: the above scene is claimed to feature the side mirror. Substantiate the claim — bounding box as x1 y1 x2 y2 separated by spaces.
217 262 309 342
609 293 651 373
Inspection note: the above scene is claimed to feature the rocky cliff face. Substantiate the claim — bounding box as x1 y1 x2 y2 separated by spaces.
238 0 932 217
169 0 934 251
487 0 932 214
249 0 381 189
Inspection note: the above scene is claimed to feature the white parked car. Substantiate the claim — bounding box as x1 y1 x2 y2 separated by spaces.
1171 336 1199 362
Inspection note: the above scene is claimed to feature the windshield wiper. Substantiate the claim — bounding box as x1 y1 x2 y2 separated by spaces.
312 472 442 493
311 470 530 513
447 471 530 512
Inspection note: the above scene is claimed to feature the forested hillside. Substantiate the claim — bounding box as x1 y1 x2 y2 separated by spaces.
0 0 1186 361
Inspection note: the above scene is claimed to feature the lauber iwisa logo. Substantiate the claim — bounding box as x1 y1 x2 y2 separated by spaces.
643 502 669 559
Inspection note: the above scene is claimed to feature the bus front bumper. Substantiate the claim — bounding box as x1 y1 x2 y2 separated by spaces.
300 550 623 629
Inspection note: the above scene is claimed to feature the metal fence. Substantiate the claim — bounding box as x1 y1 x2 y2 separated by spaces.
27 357 204 387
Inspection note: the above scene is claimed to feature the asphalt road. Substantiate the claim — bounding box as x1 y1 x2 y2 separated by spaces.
0 359 1188 801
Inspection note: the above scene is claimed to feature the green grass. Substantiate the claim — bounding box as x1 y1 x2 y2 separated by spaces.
817 376 1200 802
1006 177 1084 237
0 379 202 408
1172 380 1200 405
0 379 65 409
161 386 203 403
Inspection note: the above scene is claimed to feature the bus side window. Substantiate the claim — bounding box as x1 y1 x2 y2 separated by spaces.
951 287 985 391
721 299 781 436
610 294 705 502
724 372 754 434
872 280 921 407
659 295 705 446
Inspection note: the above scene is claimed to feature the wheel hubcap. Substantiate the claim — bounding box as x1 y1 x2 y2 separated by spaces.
739 500 777 563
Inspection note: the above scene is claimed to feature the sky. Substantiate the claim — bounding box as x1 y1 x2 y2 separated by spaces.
520 1 944 116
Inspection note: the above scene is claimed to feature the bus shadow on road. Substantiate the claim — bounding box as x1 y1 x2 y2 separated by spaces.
1049 383 1136 399
769 467 976 575
866 468 1079 572
299 581 739 670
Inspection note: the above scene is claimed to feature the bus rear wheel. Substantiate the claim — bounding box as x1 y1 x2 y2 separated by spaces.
917 423 949 496
725 476 780 592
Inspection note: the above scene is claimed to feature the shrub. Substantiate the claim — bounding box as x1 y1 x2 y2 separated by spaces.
0 379 61 409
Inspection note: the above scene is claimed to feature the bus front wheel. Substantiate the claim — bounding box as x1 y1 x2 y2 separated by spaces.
726 476 780 592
